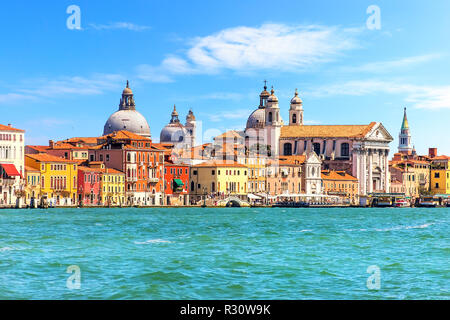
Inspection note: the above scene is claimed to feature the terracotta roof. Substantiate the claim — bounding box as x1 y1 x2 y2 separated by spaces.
321 170 358 181
100 130 151 141
25 165 40 172
214 130 242 140
60 137 99 145
432 155 450 160
101 168 124 175
25 153 78 163
78 166 102 173
51 143 88 150
26 145 49 153
193 160 246 168
280 122 377 138
0 124 25 132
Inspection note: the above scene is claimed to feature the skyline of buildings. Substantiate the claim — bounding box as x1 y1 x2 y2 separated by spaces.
1 81 449 208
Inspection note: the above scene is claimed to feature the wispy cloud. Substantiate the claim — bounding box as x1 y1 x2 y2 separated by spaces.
89 22 151 31
137 23 361 82
340 53 442 73
307 79 450 110
207 108 253 122
0 73 125 105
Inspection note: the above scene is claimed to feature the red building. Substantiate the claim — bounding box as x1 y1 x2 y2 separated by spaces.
77 166 102 205
88 130 165 205
163 156 190 206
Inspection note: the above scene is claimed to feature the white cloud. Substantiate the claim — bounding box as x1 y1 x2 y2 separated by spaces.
307 79 450 110
340 53 442 73
137 23 360 82
0 73 125 105
89 22 151 31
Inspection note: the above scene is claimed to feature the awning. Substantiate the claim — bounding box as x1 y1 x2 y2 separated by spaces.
173 179 184 187
247 193 261 200
0 163 22 178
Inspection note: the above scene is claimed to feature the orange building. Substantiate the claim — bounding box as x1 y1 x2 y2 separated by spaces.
321 170 359 204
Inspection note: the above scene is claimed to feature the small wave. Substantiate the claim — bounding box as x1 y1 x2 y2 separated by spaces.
293 229 313 233
134 239 173 245
376 223 434 232
0 247 15 252
320 270 337 277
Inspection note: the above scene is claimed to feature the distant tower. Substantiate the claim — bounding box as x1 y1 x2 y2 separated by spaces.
265 87 282 156
185 109 196 147
289 89 303 126
259 80 270 108
398 107 413 154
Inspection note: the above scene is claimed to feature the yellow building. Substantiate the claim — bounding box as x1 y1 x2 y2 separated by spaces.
24 165 41 207
430 156 450 194
25 153 78 206
190 160 248 202
240 153 267 194
101 167 125 206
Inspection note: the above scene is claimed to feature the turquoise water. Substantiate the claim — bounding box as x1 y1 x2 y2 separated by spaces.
0 207 448 300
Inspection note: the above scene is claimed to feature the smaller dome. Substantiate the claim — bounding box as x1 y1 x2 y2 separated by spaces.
186 109 196 121
267 88 278 103
290 89 303 106
171 105 179 117
160 123 189 143
123 80 133 95
246 108 265 129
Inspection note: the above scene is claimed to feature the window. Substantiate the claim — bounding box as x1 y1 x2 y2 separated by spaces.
211 170 215 175
190 181 195 191
283 143 292 156
292 114 297 124
435 183 439 188
268 112 273 122
341 143 350 157
100 154 104 161
313 143 321 155
434 172 440 178
193 170 198 175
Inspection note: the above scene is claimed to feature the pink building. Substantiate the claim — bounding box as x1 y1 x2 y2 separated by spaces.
77 166 101 205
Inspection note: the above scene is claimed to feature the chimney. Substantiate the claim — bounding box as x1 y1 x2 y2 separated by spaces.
49 140 54 148
428 148 437 158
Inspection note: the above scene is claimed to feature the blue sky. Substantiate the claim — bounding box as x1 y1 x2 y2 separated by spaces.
1 0 449 155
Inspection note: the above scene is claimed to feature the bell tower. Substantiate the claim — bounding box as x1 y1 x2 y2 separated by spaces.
289 89 303 126
398 107 412 154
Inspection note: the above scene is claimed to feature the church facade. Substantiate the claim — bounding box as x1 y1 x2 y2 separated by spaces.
244 83 393 195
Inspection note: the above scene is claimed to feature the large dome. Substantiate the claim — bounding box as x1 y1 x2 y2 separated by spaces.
160 123 188 143
103 110 151 137
103 81 151 138
246 108 265 129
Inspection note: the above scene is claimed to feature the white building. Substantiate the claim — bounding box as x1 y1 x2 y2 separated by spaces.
244 82 393 195
0 124 25 206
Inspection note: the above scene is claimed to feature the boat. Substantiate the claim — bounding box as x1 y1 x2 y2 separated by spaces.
418 196 438 208
394 198 410 208
272 201 310 208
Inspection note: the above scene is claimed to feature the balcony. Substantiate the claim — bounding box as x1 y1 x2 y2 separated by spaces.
148 177 159 183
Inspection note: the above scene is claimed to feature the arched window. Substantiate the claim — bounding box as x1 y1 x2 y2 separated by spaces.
211 182 215 192
341 143 350 157
284 143 292 156
313 143 321 155
127 153 131 162
268 112 273 123
191 181 195 192
292 114 297 124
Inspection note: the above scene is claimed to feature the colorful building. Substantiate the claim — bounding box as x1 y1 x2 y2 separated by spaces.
100 166 125 206
88 130 165 205
77 166 102 205
24 165 41 207
163 158 190 206
430 155 450 195
189 161 248 203
321 170 359 204
0 124 25 207
25 153 78 206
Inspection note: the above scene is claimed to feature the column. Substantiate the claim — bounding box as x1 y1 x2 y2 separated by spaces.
368 149 373 193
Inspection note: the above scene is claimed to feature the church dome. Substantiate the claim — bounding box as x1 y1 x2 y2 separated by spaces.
103 110 151 137
267 88 278 103
290 89 303 107
246 108 265 129
160 123 188 143
103 81 151 137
